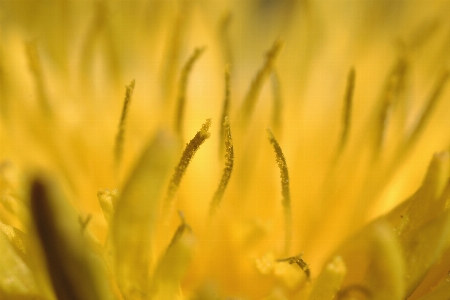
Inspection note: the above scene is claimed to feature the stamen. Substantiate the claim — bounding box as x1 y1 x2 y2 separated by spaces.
404 70 449 150
25 42 51 115
277 254 310 279
165 119 212 215
336 67 355 158
210 116 234 216
271 69 283 134
374 59 408 156
114 80 135 171
218 11 233 68
240 40 283 128
174 47 206 136
83 2 120 84
161 10 188 101
405 18 441 50
267 128 291 254
219 66 231 157
168 211 192 248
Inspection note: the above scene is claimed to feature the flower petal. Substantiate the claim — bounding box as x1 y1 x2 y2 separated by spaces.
149 217 195 300
417 279 450 300
0 229 40 298
327 220 405 299
30 176 116 300
308 256 346 300
385 152 450 295
112 130 178 298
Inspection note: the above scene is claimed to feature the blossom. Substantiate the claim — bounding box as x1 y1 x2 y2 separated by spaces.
1 1 450 299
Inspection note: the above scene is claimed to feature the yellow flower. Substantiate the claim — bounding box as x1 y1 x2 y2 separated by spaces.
1 1 450 299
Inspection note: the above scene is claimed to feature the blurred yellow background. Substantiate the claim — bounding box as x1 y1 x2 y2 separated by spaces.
1 1 450 299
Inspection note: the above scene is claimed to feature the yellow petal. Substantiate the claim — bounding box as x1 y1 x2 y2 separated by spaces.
0 229 40 298
308 256 346 300
384 152 450 295
417 279 450 300
398 152 449 236
30 176 116 300
401 209 450 296
329 220 405 300
112 130 178 297
0 222 26 259
149 224 195 300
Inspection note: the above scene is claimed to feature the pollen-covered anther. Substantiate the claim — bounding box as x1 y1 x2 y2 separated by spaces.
210 116 234 216
267 128 292 254
164 119 212 216
276 254 310 280
114 79 136 171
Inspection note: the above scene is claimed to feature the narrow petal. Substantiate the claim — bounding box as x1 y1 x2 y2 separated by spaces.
385 152 450 295
0 229 40 298
308 256 346 300
30 176 116 300
328 220 405 300
417 279 450 300
112 130 178 297
149 215 195 300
